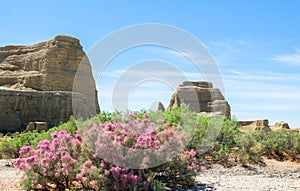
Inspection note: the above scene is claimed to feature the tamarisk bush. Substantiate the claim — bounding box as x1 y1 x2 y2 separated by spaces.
14 112 201 190
13 130 102 190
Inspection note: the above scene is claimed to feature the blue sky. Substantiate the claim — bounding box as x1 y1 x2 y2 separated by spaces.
1 1 300 127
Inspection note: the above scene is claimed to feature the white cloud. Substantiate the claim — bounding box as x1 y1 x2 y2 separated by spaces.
221 68 300 126
224 69 300 81
271 49 300 65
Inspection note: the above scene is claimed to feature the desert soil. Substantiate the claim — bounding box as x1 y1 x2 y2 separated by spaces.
0 158 299 191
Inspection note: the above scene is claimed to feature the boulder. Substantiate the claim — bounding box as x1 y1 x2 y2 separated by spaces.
0 35 100 133
238 119 271 132
24 122 48 132
35 122 48 132
168 81 231 118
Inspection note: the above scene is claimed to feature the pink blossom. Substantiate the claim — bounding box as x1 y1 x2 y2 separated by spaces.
92 154 98 159
54 172 60 178
121 174 127 187
75 134 82 142
104 169 110 175
100 160 105 168
26 156 36 164
19 162 28 170
76 173 83 180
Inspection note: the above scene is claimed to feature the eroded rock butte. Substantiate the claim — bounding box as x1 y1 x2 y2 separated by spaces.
0 35 99 133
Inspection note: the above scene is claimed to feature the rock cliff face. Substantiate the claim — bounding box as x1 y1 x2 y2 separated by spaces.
168 81 231 118
0 35 100 133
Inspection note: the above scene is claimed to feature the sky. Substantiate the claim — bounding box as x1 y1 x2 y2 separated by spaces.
1 1 300 127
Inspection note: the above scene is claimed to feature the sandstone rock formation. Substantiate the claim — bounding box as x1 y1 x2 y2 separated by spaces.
150 101 165 112
238 119 271 132
0 35 100 133
238 120 300 134
168 81 231 118
269 121 290 131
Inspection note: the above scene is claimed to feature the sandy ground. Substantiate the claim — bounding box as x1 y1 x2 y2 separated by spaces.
196 159 300 191
0 160 24 191
0 159 299 191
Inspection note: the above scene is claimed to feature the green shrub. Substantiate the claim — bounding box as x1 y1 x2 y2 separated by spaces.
235 129 300 163
0 116 78 159
235 132 263 164
0 131 40 159
188 115 241 162
259 129 300 160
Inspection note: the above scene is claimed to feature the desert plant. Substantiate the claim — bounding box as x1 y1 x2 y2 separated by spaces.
0 116 78 159
0 130 40 159
81 112 200 187
13 130 102 190
259 129 300 160
14 112 201 190
235 132 263 164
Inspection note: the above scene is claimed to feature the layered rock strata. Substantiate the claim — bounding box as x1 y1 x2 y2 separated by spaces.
238 119 271 132
168 81 231 118
0 35 99 133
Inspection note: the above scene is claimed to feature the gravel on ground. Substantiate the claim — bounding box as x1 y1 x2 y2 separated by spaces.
0 158 299 191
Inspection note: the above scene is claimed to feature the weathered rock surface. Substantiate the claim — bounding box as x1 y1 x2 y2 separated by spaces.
238 119 271 132
290 128 300 134
0 35 100 133
270 121 290 131
168 81 231 118
24 121 48 132
238 120 300 134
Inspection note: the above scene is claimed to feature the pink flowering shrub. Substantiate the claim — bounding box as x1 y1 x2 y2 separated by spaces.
14 112 201 190
82 113 188 168
13 131 101 190
82 113 200 186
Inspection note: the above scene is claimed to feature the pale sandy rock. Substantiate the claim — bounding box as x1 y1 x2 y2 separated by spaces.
238 119 271 132
24 122 48 132
270 121 290 131
0 35 100 133
168 81 231 118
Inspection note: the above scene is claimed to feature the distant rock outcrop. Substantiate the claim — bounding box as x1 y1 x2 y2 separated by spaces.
150 101 165 112
0 35 100 133
238 119 271 132
270 121 290 131
238 120 299 134
168 81 231 118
